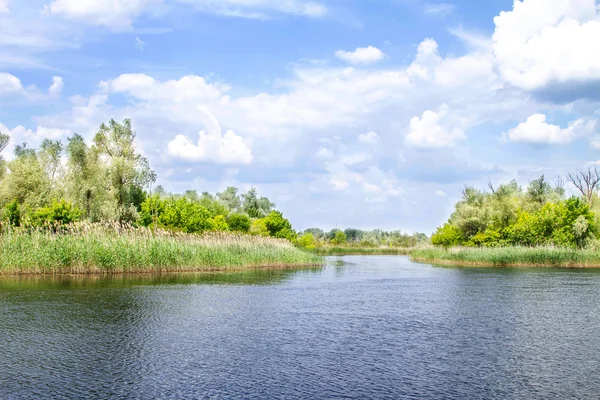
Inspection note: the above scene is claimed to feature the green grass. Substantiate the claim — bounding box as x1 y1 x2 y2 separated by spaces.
410 246 600 268
0 223 323 275
311 246 416 256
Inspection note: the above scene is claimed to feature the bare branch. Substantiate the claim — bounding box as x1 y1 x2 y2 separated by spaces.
568 167 600 204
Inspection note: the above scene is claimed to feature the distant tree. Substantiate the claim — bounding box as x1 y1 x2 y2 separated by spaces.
527 175 552 205
298 233 318 249
242 187 275 218
344 228 363 243
217 186 242 212
331 230 347 245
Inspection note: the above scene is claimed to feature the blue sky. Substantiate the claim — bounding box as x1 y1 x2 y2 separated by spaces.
1 0 600 233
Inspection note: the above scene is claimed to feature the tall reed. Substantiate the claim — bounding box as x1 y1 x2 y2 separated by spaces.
410 246 600 268
0 222 323 275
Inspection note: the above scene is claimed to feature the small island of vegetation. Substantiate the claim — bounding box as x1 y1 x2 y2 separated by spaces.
0 119 321 275
411 172 600 267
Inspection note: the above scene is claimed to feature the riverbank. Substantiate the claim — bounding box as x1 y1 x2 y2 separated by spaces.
0 224 322 275
410 246 600 268
311 246 415 256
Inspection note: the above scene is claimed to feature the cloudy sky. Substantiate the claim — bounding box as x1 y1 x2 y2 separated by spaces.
1 0 600 233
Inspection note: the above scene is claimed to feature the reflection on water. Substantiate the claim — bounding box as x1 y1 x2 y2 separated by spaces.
0 266 324 290
2 256 600 399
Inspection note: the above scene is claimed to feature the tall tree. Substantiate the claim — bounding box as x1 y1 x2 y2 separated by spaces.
92 119 155 221
0 131 9 181
217 186 241 212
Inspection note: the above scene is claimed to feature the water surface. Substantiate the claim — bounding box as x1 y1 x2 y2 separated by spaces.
2 256 600 399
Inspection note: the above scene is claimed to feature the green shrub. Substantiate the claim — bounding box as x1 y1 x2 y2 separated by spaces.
227 213 251 233
33 200 81 226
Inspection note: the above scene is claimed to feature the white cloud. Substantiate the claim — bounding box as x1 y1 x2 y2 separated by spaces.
358 131 380 144
167 106 253 165
135 37 145 50
503 114 585 145
45 0 161 30
316 147 335 159
45 0 327 27
492 0 600 92
435 190 447 196
0 123 71 157
405 105 466 149
423 3 455 17
178 0 327 19
0 0 9 12
335 46 385 65
48 76 64 96
0 72 22 93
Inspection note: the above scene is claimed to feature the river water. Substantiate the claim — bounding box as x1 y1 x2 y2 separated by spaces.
2 256 600 399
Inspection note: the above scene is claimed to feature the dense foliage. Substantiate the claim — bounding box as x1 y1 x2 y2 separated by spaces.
298 227 428 249
0 120 297 241
431 176 598 249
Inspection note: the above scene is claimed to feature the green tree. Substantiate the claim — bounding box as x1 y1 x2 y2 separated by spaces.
217 186 241 212
0 131 9 181
331 230 347 245
264 211 293 238
431 223 463 249
93 119 155 222
227 213 251 233
298 233 317 249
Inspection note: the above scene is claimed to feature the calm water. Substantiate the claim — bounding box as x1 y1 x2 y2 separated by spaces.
2 256 600 399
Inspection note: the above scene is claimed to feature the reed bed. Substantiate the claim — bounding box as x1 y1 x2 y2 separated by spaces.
410 246 600 268
0 222 323 275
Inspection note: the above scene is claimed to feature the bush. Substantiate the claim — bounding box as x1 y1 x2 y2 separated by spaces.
32 200 81 227
431 223 463 249
331 230 347 245
264 211 294 238
227 213 251 233
298 233 317 249
4 200 21 227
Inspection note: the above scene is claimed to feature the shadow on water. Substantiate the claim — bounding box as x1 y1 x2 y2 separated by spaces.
0 266 325 291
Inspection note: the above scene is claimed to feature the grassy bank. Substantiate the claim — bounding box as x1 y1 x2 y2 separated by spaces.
0 224 323 275
410 246 600 268
312 246 416 256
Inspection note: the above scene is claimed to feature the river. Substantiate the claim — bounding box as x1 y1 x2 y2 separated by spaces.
2 255 600 399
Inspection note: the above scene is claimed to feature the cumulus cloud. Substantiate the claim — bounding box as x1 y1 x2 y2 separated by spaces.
435 190 447 196
167 106 253 165
503 114 587 145
492 0 600 97
0 73 63 100
358 131 380 144
48 76 63 96
0 72 22 93
405 105 466 149
335 46 385 65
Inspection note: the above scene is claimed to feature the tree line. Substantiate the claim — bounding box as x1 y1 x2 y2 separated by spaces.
432 173 600 249
0 119 295 240
297 228 428 249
